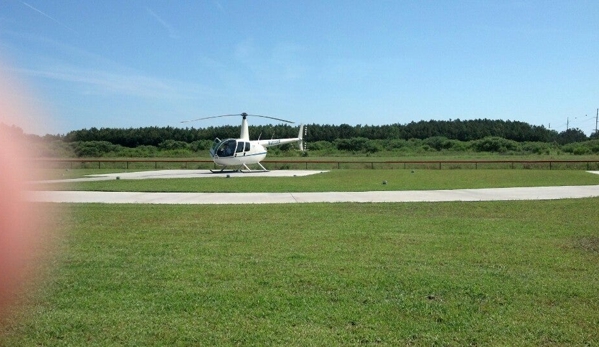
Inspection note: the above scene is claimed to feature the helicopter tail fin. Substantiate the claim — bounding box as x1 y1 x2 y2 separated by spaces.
298 124 306 151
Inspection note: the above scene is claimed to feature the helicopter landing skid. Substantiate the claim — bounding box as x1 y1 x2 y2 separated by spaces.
210 162 269 173
209 168 239 173
246 162 268 172
239 163 269 173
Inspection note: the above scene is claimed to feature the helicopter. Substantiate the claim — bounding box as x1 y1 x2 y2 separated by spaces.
181 112 306 172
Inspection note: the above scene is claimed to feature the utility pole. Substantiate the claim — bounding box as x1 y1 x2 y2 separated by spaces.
567 117 569 130
596 108 598 134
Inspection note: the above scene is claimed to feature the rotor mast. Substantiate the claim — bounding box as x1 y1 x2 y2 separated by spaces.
240 113 250 141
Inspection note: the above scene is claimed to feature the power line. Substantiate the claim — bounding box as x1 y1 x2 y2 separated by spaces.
562 113 596 134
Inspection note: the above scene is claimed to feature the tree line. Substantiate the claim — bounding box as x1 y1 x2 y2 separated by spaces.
59 118 594 146
4 119 599 157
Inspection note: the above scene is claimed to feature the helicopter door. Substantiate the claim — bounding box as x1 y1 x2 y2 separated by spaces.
236 141 249 156
236 141 244 153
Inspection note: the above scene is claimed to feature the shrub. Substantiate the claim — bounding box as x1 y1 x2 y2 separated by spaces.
363 141 382 153
189 140 213 152
446 139 468 152
71 141 118 157
37 140 75 157
424 136 451 151
471 137 519 153
521 142 552 155
308 141 334 151
563 143 591 155
385 139 408 150
128 145 158 157
158 140 188 151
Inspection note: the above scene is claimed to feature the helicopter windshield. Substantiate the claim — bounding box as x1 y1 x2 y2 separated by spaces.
214 139 237 158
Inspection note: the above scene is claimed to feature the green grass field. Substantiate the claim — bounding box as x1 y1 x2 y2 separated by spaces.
36 169 599 192
2 200 599 346
5 167 599 345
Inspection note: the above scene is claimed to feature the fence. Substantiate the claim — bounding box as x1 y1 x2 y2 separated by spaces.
33 158 599 171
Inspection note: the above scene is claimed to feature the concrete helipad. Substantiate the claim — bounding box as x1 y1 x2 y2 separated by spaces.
28 185 599 204
29 170 599 205
38 169 327 184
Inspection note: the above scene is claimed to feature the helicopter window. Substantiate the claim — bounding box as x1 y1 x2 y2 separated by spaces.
216 139 237 157
245 142 250 151
236 141 245 153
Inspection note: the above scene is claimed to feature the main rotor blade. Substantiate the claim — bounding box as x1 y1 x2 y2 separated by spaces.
181 113 294 124
180 114 240 123
248 114 295 124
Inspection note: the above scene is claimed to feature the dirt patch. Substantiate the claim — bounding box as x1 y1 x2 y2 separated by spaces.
573 236 599 254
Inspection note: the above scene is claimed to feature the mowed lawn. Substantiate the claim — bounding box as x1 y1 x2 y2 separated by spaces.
40 169 599 192
2 200 598 346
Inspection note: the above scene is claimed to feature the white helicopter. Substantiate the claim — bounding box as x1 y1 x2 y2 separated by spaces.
181 112 306 172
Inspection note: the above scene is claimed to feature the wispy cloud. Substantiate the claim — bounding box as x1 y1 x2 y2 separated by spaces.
21 2 75 32
3 33 206 100
145 7 179 39
11 65 212 101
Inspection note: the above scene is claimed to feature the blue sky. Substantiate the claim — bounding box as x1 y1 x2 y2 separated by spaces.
1 0 598 135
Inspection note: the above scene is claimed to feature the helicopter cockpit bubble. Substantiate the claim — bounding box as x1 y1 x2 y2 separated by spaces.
215 139 237 158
